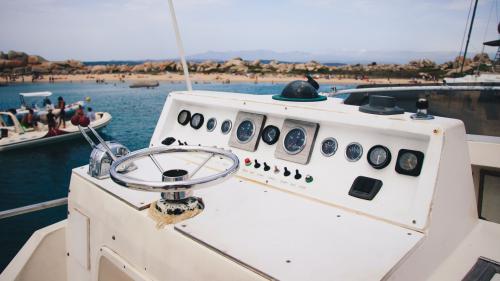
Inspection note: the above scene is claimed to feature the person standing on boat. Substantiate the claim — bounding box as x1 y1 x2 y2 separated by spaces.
86 107 96 122
46 109 57 134
56 96 66 129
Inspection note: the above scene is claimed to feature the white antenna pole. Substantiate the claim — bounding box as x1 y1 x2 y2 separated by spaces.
167 0 192 91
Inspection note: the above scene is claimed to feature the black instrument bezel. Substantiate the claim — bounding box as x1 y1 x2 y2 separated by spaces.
367 145 392 169
190 113 204 130
177 110 191 126
395 149 425 176
261 125 280 145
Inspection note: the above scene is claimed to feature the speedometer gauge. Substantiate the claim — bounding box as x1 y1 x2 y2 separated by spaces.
367 145 391 169
283 127 307 155
261 125 280 145
321 137 338 157
221 119 232 134
345 142 363 162
190 113 204 129
236 120 255 143
206 118 217 132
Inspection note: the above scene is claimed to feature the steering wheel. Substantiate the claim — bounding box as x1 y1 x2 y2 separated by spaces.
109 146 240 195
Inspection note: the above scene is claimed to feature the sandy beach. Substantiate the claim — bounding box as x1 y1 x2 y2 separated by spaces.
4 73 433 85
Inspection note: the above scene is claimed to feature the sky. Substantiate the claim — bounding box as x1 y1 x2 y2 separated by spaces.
0 0 499 63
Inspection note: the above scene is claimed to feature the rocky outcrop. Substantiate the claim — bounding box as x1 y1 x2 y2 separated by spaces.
0 50 494 79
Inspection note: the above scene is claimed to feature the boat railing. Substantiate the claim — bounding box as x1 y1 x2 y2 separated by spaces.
0 197 67 220
0 112 25 134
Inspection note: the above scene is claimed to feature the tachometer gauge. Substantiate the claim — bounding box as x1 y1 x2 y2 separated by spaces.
221 119 232 134
283 127 307 155
261 125 280 145
345 142 363 162
367 145 391 169
321 137 338 157
396 149 424 176
206 118 217 132
190 113 204 129
177 110 191 126
236 120 255 143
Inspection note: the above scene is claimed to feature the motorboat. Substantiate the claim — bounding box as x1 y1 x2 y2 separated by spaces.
129 81 160 89
0 110 112 152
14 91 85 122
1 1 499 280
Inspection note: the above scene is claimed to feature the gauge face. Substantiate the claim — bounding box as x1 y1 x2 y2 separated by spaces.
236 120 255 143
190 113 204 129
395 149 424 176
283 127 307 155
345 142 363 162
367 145 391 169
398 153 417 171
177 110 191 126
221 120 232 134
321 138 338 157
206 118 217 132
261 125 280 145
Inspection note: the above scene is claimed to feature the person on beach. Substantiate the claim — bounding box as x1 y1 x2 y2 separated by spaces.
86 107 96 122
22 109 38 129
56 96 66 128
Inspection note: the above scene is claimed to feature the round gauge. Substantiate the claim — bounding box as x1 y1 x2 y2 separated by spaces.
206 118 217 132
221 119 232 134
236 120 255 143
261 125 280 145
367 145 391 169
345 142 363 162
190 113 204 129
177 110 191 126
398 152 418 171
283 127 307 155
321 137 338 157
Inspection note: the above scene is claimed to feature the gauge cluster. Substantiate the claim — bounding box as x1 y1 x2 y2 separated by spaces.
175 108 425 177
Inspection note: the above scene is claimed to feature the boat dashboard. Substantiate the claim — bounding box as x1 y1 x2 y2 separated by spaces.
149 90 456 231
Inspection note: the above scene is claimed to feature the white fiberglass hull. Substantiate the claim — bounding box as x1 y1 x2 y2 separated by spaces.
0 112 111 152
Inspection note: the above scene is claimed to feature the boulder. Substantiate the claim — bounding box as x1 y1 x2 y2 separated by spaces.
90 65 108 74
27 55 47 65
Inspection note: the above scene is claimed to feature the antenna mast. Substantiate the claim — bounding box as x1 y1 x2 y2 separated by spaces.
461 0 479 74
167 0 193 91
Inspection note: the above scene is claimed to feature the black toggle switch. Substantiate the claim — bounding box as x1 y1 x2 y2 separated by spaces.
254 159 261 169
294 169 302 180
284 167 291 177
162 137 176 146
183 141 188 145
263 162 270 171
178 140 183 146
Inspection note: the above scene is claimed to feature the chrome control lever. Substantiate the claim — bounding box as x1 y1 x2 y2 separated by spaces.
73 115 133 179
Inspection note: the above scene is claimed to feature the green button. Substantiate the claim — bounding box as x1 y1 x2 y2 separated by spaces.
305 175 313 183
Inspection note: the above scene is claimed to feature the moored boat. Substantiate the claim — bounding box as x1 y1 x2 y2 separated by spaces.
0 110 112 152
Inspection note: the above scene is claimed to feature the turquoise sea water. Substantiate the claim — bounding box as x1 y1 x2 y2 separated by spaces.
0 81 352 272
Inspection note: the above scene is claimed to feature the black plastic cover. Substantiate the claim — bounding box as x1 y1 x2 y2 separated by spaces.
348 176 383 200
359 95 404 115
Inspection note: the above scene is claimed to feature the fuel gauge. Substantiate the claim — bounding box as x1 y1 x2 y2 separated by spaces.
367 145 391 169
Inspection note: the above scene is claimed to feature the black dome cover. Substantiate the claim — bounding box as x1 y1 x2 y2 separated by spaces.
272 75 326 102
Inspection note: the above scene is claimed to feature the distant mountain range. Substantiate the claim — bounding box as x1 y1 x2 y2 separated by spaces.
83 49 495 66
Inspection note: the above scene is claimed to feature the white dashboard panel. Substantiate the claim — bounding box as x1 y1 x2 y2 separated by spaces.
149 91 453 230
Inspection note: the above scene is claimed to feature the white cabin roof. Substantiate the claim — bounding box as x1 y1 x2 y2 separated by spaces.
19 91 52 98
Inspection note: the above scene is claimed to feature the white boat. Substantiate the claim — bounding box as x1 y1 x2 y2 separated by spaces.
1 2 499 281
0 110 112 152
15 91 85 120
